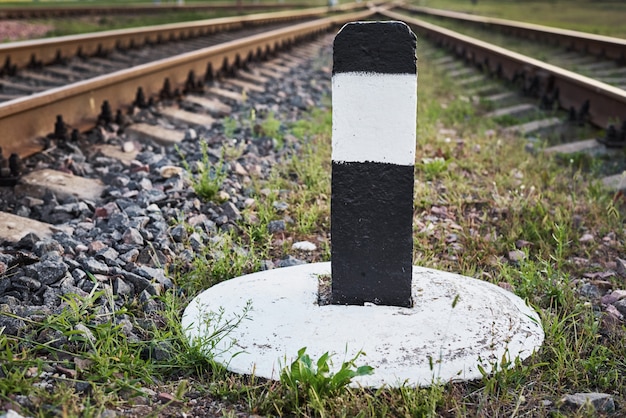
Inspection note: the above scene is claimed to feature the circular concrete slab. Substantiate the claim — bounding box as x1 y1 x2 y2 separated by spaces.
182 262 544 388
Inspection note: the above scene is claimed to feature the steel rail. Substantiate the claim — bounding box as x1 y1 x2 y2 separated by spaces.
381 9 626 130
0 3 366 72
398 4 626 63
0 3 313 19
0 8 375 159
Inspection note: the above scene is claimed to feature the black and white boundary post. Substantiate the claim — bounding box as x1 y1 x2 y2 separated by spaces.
182 22 544 388
331 21 417 307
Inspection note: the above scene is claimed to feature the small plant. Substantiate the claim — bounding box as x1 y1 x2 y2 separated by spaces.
187 301 252 362
180 141 228 202
280 347 374 403
259 112 284 148
222 116 238 138
420 157 448 180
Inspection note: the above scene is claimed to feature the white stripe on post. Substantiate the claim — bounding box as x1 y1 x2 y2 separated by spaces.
332 73 416 165
331 21 417 308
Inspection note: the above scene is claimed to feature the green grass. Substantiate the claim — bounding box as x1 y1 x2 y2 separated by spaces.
412 0 626 37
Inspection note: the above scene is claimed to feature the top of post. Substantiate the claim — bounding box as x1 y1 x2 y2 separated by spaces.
333 21 416 75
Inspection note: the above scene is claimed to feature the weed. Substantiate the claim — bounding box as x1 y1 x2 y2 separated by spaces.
178 140 228 202
420 157 448 181
279 347 374 410
222 116 238 138
257 112 284 148
186 301 252 363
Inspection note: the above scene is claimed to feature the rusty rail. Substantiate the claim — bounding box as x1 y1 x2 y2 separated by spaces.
0 3 315 19
381 9 626 130
0 3 366 72
398 4 626 63
0 8 375 158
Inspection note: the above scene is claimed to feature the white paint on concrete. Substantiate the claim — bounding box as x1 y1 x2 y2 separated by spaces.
332 73 417 166
182 262 544 388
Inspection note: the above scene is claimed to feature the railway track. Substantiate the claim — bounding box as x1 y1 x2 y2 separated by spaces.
379 7 626 187
0 2 316 20
0 4 623 239
0 5 374 239
386 7 626 132
0 4 371 160
399 4 626 63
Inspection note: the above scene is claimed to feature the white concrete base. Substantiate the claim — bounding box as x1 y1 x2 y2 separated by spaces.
182 262 544 388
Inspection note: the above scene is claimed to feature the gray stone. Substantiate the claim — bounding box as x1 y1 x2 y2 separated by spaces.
273 201 289 212
580 283 602 299
123 205 146 218
122 272 151 293
11 276 42 291
0 315 26 336
113 278 133 299
507 250 525 262
96 247 120 265
276 255 305 268
34 239 65 257
108 212 130 231
133 266 173 290
71 268 88 282
120 249 139 264
142 341 174 361
189 232 205 252
561 392 615 413
221 201 241 221
16 232 41 250
185 128 198 141
616 257 626 277
614 299 626 317
99 409 117 418
74 323 96 344
122 228 144 246
601 289 626 305
37 259 69 285
43 286 61 307
139 289 159 313
260 260 275 270
80 257 109 275
138 178 153 191
268 220 286 233
170 224 187 243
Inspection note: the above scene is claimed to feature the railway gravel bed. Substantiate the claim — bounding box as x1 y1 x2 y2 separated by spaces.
0 36 332 417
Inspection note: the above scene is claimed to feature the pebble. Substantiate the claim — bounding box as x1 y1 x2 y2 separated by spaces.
600 289 626 305
560 392 615 413
292 241 317 252
275 255 305 268
0 410 27 418
268 220 286 233
507 249 525 262
579 283 602 299
614 299 626 316
579 233 594 243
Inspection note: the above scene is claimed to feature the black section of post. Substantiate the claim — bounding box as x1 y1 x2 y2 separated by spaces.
331 21 416 307
332 21 416 75
331 162 414 307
